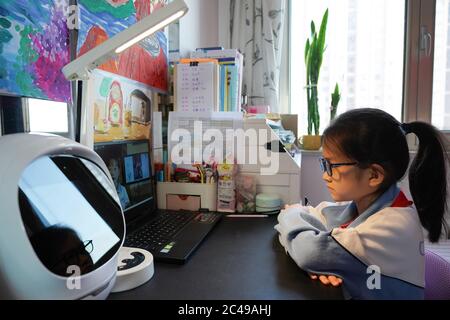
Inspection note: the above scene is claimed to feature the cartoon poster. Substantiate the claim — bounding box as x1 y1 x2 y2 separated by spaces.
0 0 71 102
89 69 153 143
78 0 169 93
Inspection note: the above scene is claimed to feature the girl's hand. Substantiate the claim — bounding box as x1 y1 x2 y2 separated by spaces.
310 274 343 287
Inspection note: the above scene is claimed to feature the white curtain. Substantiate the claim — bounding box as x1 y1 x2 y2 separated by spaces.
230 0 286 113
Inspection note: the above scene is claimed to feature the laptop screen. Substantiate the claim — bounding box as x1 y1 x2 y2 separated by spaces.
94 140 154 215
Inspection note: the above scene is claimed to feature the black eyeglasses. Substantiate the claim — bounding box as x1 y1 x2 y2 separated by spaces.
319 157 358 177
83 240 94 254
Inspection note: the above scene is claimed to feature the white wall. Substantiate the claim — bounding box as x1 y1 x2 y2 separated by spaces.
179 0 219 57
299 151 332 205
218 0 230 48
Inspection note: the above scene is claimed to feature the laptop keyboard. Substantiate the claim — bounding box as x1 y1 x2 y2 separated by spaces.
124 211 196 252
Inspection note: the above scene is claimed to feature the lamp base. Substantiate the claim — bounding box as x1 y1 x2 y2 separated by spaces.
111 247 154 293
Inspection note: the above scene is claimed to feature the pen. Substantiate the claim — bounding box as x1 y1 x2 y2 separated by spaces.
226 214 269 218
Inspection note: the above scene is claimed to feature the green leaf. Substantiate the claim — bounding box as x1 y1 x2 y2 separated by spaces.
305 39 310 64
331 84 340 106
318 9 329 51
305 9 329 135
330 83 340 121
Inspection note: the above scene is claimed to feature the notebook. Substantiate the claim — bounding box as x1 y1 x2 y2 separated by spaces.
94 140 222 264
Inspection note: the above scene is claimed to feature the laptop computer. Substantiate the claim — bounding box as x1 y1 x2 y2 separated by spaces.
94 140 222 264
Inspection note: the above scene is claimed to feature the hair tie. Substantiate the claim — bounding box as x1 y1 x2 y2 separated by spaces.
400 123 411 135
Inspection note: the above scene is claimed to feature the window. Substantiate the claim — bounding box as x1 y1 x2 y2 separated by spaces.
432 0 450 131
27 98 69 134
290 0 406 135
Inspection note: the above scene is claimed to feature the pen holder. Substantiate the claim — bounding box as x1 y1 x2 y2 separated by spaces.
156 182 217 211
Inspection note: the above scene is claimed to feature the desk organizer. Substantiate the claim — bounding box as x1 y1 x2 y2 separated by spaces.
156 182 217 211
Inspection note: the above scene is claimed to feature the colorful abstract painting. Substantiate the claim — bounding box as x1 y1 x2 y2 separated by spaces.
78 0 169 93
0 0 71 102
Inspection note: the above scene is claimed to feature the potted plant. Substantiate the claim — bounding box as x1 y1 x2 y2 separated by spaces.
302 9 328 150
330 83 340 122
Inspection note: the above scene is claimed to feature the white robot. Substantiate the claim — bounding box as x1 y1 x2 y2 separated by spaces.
0 133 125 299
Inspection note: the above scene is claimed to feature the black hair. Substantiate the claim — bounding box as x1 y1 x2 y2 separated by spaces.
30 225 94 276
322 108 449 242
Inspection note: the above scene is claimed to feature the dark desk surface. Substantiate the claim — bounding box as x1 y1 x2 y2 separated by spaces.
109 216 344 300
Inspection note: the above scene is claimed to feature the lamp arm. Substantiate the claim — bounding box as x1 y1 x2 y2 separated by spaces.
62 0 188 81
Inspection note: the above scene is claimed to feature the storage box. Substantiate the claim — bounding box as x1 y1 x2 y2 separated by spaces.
156 182 217 211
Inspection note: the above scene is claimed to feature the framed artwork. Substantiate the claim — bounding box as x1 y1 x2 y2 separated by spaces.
0 0 71 102
78 0 169 93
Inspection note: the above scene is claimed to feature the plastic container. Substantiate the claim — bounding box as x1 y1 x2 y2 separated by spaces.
255 193 282 214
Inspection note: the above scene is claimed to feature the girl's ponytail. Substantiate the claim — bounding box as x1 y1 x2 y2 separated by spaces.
404 122 449 242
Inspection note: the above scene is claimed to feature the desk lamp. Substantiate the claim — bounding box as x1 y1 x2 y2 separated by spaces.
62 0 189 148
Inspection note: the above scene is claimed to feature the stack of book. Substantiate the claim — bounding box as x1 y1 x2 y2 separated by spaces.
190 47 244 112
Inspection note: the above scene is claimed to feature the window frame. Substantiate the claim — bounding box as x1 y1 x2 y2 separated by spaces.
0 95 26 135
405 0 450 148
0 105 2 136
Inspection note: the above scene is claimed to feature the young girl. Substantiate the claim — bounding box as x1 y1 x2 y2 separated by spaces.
275 108 448 299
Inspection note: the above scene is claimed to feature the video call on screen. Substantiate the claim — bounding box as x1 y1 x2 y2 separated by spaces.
124 153 150 184
94 140 153 211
